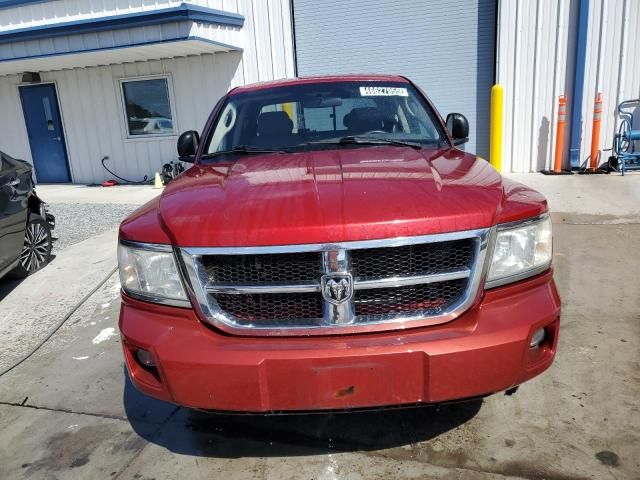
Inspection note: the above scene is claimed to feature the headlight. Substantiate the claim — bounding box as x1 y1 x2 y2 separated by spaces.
485 215 552 288
118 241 190 307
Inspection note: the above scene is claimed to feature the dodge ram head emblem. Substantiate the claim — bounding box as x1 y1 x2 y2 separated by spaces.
321 274 353 305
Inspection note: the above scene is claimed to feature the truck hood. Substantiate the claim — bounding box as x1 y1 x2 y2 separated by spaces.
158 146 544 247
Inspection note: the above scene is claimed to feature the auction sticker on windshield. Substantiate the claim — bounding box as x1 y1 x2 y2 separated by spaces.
359 86 409 97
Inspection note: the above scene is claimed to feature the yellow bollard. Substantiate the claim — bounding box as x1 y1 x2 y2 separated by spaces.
282 102 294 120
490 84 504 172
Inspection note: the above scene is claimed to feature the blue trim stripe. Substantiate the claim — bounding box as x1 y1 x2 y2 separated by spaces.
0 35 242 64
0 3 244 44
0 0 48 9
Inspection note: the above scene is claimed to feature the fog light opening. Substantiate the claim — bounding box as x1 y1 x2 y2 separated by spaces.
135 349 156 368
530 328 546 348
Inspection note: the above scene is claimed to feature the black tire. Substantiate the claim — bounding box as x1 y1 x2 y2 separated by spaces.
9 214 52 278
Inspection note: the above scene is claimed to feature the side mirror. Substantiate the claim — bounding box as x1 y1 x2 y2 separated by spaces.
446 113 469 145
177 130 200 162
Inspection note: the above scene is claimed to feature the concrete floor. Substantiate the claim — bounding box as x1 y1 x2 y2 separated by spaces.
1 176 639 479
35 184 162 205
505 172 640 224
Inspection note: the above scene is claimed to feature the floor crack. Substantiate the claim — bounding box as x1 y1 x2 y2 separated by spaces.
113 406 181 479
0 400 128 421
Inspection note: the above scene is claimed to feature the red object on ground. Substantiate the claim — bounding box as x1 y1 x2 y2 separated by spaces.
102 180 118 187
118 75 560 412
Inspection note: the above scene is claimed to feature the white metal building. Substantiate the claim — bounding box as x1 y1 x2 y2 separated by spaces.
0 0 638 183
0 0 294 184
497 0 640 172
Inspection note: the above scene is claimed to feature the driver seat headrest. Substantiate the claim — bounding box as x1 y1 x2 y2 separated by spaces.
257 111 293 137
343 107 384 133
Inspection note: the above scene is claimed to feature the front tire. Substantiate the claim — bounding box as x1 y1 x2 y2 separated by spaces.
10 214 52 278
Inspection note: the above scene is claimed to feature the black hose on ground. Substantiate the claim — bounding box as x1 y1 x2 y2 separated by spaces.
0 266 118 378
101 156 151 185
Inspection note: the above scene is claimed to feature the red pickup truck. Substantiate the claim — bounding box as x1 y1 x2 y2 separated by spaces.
118 75 560 412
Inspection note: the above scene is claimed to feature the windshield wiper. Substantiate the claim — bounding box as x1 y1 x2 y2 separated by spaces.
305 136 425 150
203 146 288 158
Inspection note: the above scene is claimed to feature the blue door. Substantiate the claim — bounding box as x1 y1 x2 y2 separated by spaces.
19 84 71 183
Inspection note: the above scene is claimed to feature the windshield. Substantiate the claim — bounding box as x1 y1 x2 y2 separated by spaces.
204 81 446 156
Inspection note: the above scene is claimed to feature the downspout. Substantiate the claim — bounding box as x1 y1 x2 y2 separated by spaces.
289 0 298 77
569 0 590 169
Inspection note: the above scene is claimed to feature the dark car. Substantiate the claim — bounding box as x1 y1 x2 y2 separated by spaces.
0 151 55 279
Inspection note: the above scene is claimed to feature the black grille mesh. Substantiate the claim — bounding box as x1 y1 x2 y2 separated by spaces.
202 252 322 284
354 279 468 317
351 239 474 281
213 292 323 322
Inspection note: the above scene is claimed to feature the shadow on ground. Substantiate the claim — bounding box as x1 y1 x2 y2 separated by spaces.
0 254 58 301
0 277 23 300
123 374 482 458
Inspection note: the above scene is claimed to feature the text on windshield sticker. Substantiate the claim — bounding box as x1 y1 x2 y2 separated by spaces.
359 86 409 97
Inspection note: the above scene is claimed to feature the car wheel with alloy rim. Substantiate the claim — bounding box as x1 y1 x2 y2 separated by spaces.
10 214 52 278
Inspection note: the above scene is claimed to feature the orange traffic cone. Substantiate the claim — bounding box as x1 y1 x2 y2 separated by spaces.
153 172 164 189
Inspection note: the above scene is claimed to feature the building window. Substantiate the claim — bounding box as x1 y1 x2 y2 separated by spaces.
120 76 175 137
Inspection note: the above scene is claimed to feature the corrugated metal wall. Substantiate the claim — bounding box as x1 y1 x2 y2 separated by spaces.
292 0 497 158
580 0 640 166
0 0 295 184
0 55 243 183
496 0 577 172
497 0 640 172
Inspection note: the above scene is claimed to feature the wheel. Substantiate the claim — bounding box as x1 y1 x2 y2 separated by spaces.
10 214 52 278
618 119 631 154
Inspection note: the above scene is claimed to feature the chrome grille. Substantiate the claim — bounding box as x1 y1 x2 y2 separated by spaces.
181 228 490 336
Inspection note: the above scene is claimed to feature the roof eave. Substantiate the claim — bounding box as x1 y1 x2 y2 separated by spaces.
0 3 244 44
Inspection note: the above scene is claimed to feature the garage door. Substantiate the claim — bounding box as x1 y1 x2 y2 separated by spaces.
292 0 496 157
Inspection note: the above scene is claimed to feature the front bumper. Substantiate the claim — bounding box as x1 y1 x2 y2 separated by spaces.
119 270 560 412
